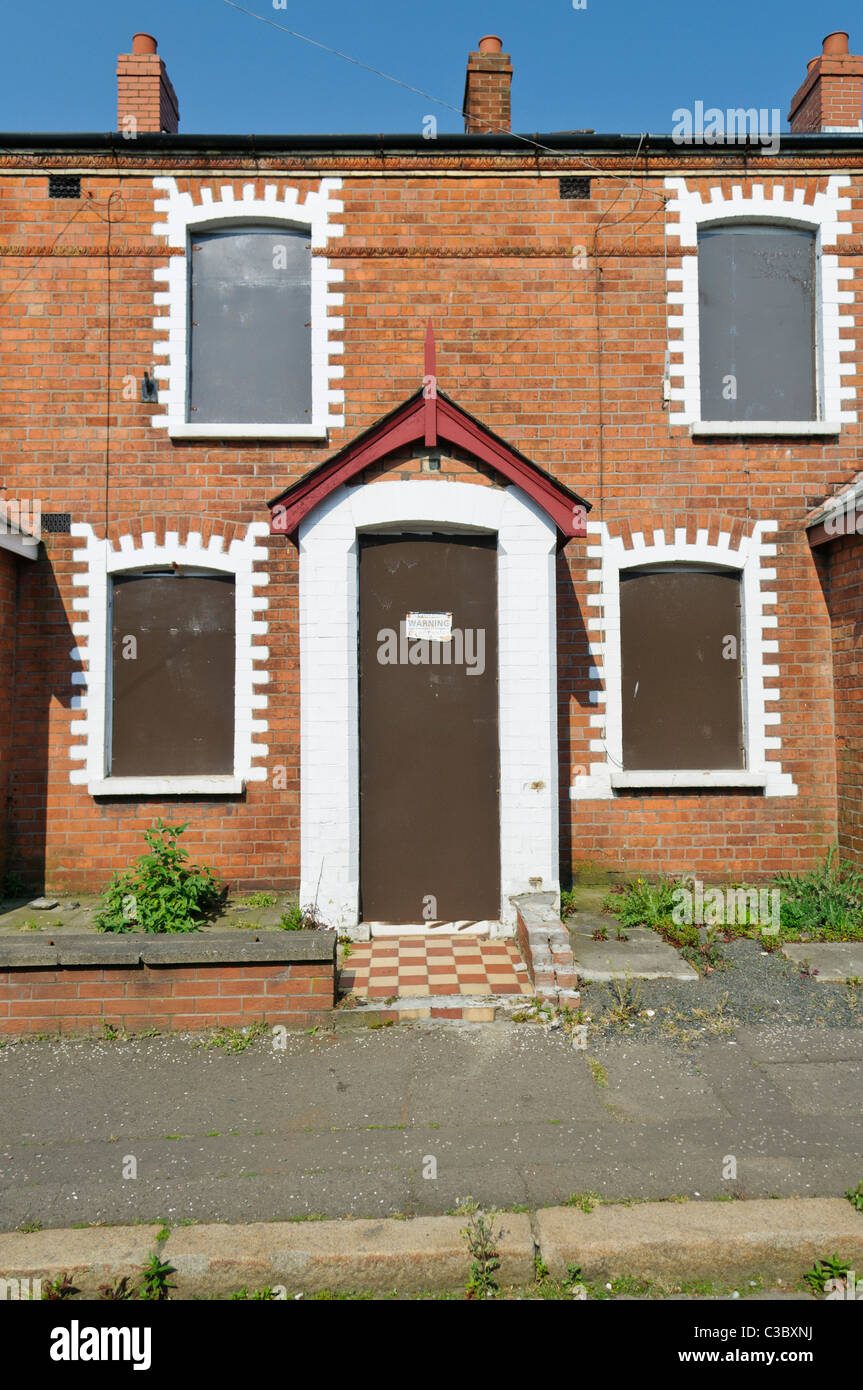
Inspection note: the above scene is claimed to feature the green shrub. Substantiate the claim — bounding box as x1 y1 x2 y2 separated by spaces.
603 877 676 930
774 848 863 940
96 819 224 934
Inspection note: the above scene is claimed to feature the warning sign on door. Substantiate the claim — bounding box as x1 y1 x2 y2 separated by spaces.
405 611 453 641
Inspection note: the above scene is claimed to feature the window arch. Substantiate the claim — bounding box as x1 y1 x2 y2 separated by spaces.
150 177 345 439
69 522 270 796
573 520 796 797
664 176 856 434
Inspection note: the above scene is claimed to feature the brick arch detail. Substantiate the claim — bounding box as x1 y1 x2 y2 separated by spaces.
67 519 270 795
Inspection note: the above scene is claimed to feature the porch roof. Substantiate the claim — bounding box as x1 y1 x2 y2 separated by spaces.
267 387 591 541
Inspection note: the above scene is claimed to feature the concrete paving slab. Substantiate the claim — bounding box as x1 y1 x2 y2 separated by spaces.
733 1025 863 1063
535 1197 863 1283
569 924 698 981
762 1060 863 1117
162 1213 534 1294
3 1024 863 1229
586 1043 729 1122
782 942 863 981
0 1224 162 1296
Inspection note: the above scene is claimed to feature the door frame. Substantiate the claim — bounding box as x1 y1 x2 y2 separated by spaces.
298 479 559 935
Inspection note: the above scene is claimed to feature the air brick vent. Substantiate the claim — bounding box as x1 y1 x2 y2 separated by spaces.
559 176 591 199
48 176 81 199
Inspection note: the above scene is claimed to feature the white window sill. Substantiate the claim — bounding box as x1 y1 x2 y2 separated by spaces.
691 420 841 436
89 776 244 797
610 770 767 790
166 422 328 440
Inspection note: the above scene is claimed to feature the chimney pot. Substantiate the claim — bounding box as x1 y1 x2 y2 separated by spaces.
788 29 862 132
463 36 512 134
822 30 850 56
118 33 179 133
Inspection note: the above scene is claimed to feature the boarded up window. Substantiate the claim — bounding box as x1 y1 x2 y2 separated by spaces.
698 224 816 421
111 573 235 776
188 226 312 425
620 568 744 771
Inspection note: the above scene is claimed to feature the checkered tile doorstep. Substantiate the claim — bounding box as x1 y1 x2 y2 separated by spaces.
340 937 531 1000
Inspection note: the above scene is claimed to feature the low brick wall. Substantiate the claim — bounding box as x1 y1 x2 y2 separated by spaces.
0 933 336 1035
511 892 580 1010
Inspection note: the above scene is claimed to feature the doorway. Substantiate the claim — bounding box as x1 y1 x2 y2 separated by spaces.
358 532 500 922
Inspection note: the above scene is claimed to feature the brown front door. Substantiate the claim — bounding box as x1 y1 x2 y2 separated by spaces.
359 533 500 922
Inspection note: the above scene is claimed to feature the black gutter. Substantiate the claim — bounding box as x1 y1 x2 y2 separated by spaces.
2 131 863 157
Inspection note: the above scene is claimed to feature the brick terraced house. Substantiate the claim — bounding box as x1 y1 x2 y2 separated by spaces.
0 29 862 935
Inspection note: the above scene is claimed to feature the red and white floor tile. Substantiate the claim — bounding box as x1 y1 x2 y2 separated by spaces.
338 936 531 1020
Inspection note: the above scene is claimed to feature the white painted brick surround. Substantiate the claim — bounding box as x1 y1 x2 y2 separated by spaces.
572 521 797 799
664 175 856 430
68 523 270 796
298 480 560 933
150 177 345 438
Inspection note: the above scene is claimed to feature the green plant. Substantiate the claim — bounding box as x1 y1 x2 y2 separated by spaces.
98 1276 135 1300
592 926 608 942
138 1253 176 1301
692 924 727 973
461 1205 502 1299
195 1020 268 1053
43 1273 79 1300
241 891 276 908
448 1196 480 1217
534 1253 549 1282
101 1021 121 1041
774 847 863 940
802 1252 851 1295
17 1220 42 1233
559 888 577 919
512 996 555 1024
587 1058 608 1088
96 819 224 934
603 974 642 1023
564 1191 601 1213
603 876 677 930
798 956 819 982
279 902 329 931
230 1286 281 1300
655 919 699 951
845 1182 863 1213
156 1223 171 1243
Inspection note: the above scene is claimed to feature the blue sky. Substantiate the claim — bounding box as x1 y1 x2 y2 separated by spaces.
0 0 855 135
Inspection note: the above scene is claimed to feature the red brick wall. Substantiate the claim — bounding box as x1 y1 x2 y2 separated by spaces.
826 533 863 864
0 547 18 882
0 160 860 891
0 961 334 1035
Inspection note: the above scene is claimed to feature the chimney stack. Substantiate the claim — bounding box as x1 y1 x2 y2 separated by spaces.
788 31 863 132
117 33 180 135
463 35 512 135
